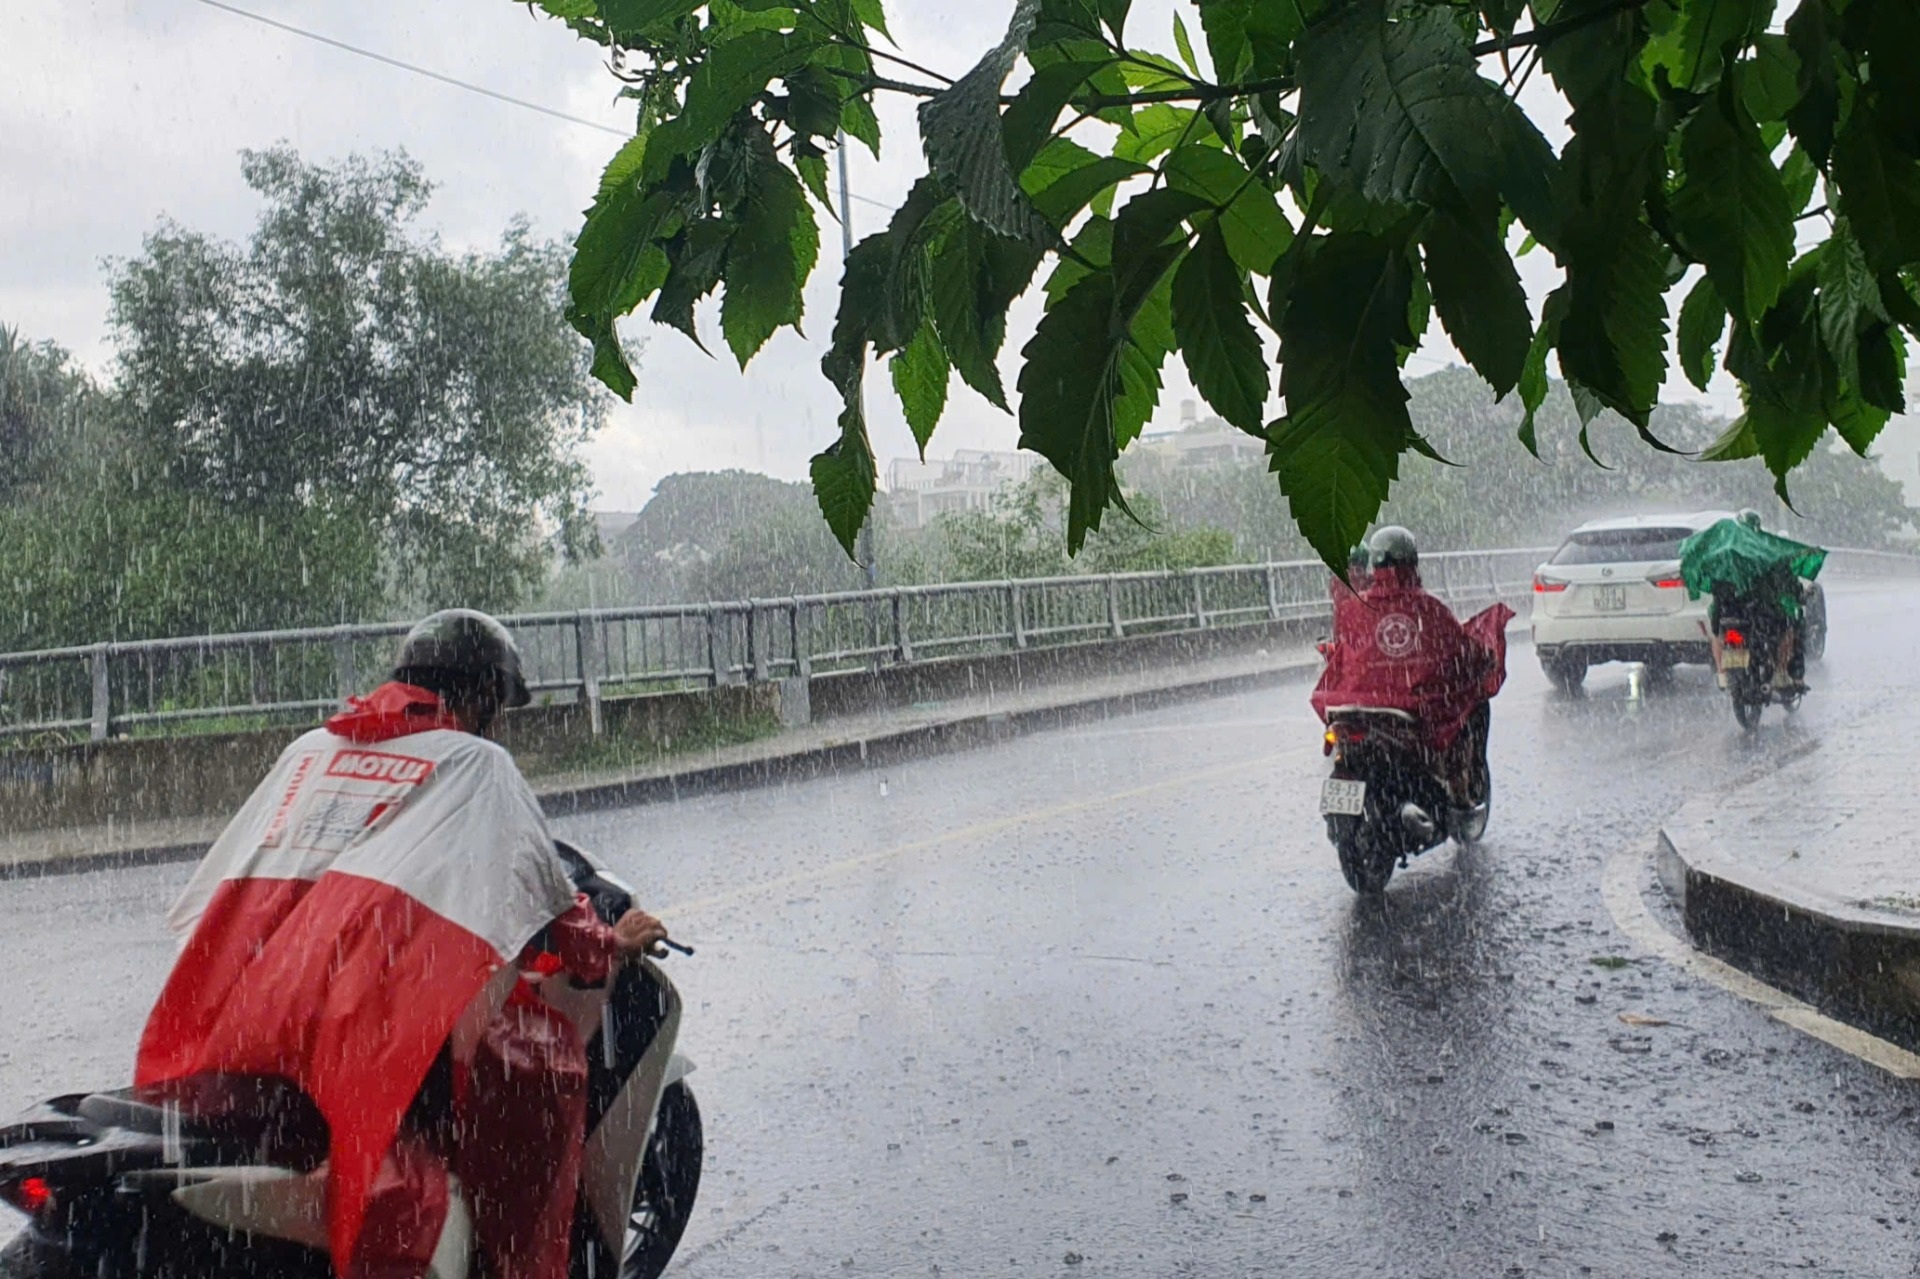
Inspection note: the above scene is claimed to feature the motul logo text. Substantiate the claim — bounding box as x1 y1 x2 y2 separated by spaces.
326 751 434 785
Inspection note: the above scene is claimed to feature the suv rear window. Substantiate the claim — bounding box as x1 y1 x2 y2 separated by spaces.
1549 527 1694 565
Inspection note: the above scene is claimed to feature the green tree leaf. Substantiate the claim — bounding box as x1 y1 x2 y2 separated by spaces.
721 143 819 366
1669 85 1795 323
1022 139 1150 225
1738 32 1801 123
1832 96 1920 272
1163 145 1291 273
1196 0 1252 80
1677 273 1727 392
890 320 951 453
1784 0 1839 167
810 427 877 556
918 0 1056 244
1651 0 1770 91
1294 1 1558 239
1557 218 1669 425
1268 232 1413 568
1816 220 1887 396
601 0 704 41
647 30 819 178
1171 223 1267 432
1516 288 1566 457
1172 11 1201 75
1420 206 1530 396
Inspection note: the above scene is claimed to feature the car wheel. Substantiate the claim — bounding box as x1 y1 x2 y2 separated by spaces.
1542 653 1587 695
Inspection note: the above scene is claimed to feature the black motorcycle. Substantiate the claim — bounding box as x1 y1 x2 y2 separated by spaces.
1320 704 1491 894
0 842 700 1279
1714 605 1806 731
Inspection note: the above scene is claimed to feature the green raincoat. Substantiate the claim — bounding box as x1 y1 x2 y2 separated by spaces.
1678 519 1826 619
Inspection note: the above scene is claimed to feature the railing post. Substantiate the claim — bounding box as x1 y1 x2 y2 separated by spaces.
1191 574 1207 629
1437 556 1457 605
574 611 604 737
89 644 111 742
892 589 913 663
748 602 769 682
1106 576 1125 638
1009 581 1027 649
791 599 811 678
1265 562 1281 621
332 626 358 706
704 606 722 687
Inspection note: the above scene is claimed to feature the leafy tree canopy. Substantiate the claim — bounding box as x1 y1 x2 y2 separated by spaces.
530 0 1920 568
109 146 609 609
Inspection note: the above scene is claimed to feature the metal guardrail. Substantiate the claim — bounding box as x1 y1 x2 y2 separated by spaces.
0 545 1911 744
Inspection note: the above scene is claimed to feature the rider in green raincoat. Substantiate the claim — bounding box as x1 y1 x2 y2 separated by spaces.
1679 512 1827 684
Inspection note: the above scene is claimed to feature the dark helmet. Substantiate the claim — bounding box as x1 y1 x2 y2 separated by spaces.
392 609 532 712
1368 525 1419 570
1737 508 1763 530
1347 542 1372 573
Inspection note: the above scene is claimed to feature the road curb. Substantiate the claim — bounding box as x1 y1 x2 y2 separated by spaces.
1656 746 1920 1052
0 655 1326 881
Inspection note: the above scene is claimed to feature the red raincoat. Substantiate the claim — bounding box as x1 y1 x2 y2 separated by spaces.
1311 566 1513 750
137 682 620 1279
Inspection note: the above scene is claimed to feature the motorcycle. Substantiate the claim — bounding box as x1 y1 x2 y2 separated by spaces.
0 841 700 1279
1319 704 1491 894
1714 606 1805 731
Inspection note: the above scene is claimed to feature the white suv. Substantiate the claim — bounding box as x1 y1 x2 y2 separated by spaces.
1530 512 1736 692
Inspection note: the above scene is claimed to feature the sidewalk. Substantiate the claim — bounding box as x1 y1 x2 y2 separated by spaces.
0 640 1326 878
1658 733 1920 1049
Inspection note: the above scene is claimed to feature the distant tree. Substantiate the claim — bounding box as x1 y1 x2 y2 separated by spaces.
107 146 608 611
939 470 1236 581
0 325 93 500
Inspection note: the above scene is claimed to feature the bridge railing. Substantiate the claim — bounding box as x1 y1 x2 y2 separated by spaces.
0 544 1910 744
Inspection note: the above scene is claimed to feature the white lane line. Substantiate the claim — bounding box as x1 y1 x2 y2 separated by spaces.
1601 841 1920 1080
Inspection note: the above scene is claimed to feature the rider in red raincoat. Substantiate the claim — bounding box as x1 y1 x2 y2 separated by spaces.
137 611 671 1279
1311 528 1512 801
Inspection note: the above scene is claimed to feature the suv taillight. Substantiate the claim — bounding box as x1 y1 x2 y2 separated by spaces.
1533 575 1567 593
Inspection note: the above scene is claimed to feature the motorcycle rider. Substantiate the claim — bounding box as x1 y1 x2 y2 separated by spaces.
1708 510 1807 688
136 609 671 1279
1311 527 1510 805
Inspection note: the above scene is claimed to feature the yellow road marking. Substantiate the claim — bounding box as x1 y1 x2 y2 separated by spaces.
664 745 1319 920
1601 841 1920 1080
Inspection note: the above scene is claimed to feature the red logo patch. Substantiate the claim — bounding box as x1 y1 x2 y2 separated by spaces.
325 750 436 786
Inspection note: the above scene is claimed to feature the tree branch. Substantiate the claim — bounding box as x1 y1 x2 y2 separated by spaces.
1470 0 1656 58
828 34 954 87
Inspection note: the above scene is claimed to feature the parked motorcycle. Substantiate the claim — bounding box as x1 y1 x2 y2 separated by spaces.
0 842 699 1279
1714 607 1805 731
1320 705 1490 894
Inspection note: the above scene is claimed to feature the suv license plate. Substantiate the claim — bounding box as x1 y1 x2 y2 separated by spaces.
1321 779 1367 816
1594 585 1627 611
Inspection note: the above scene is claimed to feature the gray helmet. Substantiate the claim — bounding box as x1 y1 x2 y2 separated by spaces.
1347 542 1372 573
392 609 532 711
1368 525 1419 570
1737 508 1763 530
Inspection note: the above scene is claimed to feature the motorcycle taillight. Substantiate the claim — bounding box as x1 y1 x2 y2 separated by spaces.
2 1175 53 1216
1724 628 1746 648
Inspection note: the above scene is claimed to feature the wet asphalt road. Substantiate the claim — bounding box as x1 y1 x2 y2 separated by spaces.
4 584 1919 1277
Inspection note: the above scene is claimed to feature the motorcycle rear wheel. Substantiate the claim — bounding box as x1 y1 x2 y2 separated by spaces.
1731 693 1765 732
619 1082 703 1279
1333 820 1396 895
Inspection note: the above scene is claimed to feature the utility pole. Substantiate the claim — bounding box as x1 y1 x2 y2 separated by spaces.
837 133 878 589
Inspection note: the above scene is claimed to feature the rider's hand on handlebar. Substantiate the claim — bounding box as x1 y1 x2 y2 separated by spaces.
611 909 671 959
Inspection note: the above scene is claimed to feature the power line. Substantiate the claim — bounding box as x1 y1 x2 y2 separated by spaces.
191 0 900 210
194 0 629 136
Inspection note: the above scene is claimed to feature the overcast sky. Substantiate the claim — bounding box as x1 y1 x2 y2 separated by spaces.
3 0 1768 513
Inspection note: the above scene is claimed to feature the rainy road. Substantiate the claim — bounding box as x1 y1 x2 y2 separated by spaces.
4 584 1919 1276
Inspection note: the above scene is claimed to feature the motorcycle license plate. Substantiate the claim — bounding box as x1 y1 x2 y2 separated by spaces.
1721 649 1749 669
1320 778 1367 816
1594 585 1627 611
